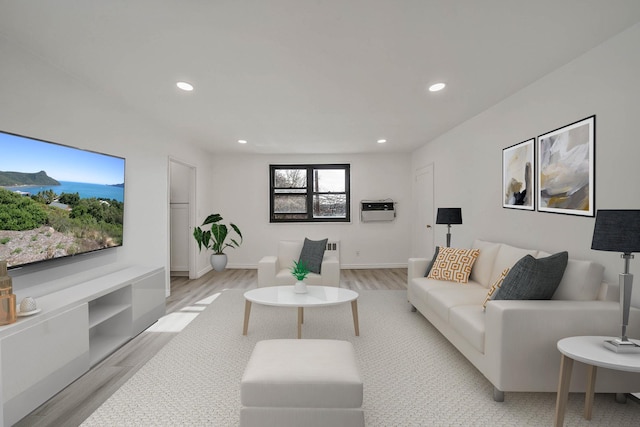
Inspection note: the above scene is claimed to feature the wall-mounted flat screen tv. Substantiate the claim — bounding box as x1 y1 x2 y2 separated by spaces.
0 130 125 269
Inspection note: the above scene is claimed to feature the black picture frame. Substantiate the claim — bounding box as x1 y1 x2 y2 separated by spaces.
537 115 595 216
503 138 535 210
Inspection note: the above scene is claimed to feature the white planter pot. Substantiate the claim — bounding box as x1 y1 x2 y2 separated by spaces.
294 281 307 293
210 253 228 272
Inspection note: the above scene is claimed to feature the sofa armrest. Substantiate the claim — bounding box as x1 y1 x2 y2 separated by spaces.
320 256 340 287
408 258 430 283
484 300 639 391
257 256 278 287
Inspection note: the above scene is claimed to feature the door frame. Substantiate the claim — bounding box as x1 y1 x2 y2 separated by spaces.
168 157 198 287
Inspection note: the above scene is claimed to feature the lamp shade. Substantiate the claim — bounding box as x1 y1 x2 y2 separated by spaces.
436 208 462 225
591 210 640 253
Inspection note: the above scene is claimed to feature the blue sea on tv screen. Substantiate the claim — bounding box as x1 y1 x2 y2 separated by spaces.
10 181 124 202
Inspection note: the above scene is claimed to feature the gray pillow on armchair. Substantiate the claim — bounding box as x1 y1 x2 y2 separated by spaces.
298 238 328 274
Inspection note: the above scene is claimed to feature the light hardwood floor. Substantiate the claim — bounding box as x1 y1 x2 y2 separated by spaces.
16 268 407 427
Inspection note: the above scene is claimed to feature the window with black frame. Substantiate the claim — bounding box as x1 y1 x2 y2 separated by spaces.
270 164 350 223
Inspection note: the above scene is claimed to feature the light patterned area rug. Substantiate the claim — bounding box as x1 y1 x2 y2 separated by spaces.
82 289 640 426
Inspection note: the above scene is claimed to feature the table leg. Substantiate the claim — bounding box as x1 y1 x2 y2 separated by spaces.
242 300 252 336
351 300 360 336
584 365 597 420
554 354 574 427
297 307 304 339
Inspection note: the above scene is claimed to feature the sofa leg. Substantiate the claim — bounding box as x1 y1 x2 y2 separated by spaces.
493 387 504 402
410 305 417 312
615 393 627 404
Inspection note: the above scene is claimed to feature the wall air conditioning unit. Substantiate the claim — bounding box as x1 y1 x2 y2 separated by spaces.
360 200 396 222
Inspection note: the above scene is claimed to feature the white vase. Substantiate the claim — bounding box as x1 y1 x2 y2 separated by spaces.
294 281 307 293
210 253 228 272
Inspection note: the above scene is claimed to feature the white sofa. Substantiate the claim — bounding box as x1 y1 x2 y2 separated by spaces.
408 239 640 401
258 240 340 287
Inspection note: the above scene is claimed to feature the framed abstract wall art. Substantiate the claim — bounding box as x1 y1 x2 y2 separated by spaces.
537 115 595 216
503 138 534 210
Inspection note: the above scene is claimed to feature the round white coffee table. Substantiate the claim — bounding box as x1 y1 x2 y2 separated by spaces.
242 286 359 339
554 335 640 426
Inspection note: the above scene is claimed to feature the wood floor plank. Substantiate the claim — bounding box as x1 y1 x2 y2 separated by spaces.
15 268 406 426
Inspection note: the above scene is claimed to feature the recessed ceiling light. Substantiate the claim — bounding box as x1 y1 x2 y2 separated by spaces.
377 139 387 144
238 139 247 144
176 81 194 91
428 82 446 92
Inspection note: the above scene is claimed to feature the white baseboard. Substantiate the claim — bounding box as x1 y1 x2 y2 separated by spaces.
226 263 408 270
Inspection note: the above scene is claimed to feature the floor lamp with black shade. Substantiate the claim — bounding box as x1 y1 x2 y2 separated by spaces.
591 209 640 353
436 208 462 248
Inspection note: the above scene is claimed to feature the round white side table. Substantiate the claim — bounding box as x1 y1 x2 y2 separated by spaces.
554 335 640 426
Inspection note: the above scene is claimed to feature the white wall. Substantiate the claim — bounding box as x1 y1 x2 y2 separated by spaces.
201 153 412 273
0 36 212 298
411 24 640 293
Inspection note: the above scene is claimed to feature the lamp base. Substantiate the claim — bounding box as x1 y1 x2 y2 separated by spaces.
604 338 640 353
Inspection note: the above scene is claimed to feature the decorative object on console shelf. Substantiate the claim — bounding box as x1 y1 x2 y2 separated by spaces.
537 115 595 217
591 209 640 353
0 260 16 325
193 213 243 272
17 296 40 316
435 208 462 247
503 138 534 210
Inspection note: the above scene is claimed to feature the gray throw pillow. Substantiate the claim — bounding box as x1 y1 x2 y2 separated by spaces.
299 238 328 274
424 246 440 277
494 251 568 300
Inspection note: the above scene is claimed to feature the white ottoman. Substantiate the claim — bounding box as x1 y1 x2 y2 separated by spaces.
240 339 364 427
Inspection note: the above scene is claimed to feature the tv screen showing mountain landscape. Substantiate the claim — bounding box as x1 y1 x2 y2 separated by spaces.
0 130 125 269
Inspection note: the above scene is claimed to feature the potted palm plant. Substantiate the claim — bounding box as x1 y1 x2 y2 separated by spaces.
193 213 243 271
290 260 310 293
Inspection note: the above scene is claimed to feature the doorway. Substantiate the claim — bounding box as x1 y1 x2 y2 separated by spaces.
413 164 435 258
169 158 196 278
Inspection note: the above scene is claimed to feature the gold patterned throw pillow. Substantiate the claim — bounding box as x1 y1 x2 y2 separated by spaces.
427 247 480 283
482 268 510 310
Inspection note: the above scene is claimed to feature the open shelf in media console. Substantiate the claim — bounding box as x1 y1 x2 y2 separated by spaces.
88 303 131 328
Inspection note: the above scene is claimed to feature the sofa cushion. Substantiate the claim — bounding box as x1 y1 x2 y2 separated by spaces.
427 247 480 283
450 305 487 353
426 282 487 321
471 240 501 287
482 268 510 310
494 252 568 300
299 238 328 274
552 258 605 301
491 243 538 282
424 246 440 277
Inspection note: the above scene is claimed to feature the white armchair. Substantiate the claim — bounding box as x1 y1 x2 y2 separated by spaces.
258 240 340 287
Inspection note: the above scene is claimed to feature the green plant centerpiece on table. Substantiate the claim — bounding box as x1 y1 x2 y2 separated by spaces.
193 213 242 272
291 260 310 293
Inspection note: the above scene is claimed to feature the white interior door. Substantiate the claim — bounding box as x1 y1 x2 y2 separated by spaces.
413 164 435 258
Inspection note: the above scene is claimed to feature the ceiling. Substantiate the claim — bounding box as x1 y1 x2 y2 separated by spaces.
1 1 640 155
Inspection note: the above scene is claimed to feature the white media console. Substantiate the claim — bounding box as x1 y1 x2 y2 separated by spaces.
0 265 166 426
